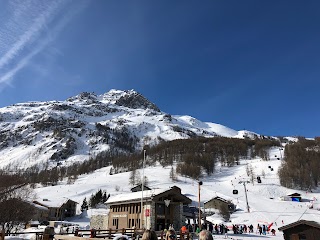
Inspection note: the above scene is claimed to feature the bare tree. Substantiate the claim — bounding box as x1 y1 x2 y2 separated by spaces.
0 174 36 233
218 204 230 222
129 169 137 186
170 166 177 181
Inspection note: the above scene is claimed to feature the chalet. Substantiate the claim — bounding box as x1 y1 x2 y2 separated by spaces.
33 198 78 221
105 186 192 231
278 219 320 240
204 196 236 212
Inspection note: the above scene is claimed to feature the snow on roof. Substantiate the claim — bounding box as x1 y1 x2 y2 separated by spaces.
106 188 172 204
204 192 235 204
34 197 77 208
29 201 49 211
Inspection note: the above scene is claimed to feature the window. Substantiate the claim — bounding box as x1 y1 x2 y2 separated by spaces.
156 203 165 215
129 219 135 228
113 218 119 227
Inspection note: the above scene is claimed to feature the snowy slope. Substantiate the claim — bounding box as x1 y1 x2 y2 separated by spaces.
33 146 320 239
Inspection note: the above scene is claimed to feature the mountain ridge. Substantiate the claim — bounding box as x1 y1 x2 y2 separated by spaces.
0 89 259 170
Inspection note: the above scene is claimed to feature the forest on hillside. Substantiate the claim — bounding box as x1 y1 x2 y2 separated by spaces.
1 136 279 187
278 137 320 190
2 136 320 191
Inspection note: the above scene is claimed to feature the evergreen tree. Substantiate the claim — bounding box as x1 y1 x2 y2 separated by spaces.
102 192 107 202
81 197 89 212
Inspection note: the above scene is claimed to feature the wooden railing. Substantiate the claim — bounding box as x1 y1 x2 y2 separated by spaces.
1 228 192 240
58 228 192 240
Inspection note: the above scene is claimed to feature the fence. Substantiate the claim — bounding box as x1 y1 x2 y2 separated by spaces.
56 228 192 240
1 228 192 240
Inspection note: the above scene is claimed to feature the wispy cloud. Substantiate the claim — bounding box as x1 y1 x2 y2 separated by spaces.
0 0 89 89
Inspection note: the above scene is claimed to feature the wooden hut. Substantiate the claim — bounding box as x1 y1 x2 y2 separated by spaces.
278 219 320 240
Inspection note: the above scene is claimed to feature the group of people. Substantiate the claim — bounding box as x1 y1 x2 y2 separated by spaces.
141 229 216 240
140 221 277 240
257 224 276 236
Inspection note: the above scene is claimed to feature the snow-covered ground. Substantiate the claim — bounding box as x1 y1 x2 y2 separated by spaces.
30 147 320 240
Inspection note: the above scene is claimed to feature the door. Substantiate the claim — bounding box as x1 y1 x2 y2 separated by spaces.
156 219 165 231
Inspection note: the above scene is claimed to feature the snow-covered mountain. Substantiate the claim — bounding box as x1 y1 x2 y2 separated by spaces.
0 89 258 170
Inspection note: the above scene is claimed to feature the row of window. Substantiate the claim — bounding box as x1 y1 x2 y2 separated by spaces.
112 217 141 229
111 204 141 214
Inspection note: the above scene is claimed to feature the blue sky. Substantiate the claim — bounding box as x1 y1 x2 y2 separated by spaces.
0 0 319 138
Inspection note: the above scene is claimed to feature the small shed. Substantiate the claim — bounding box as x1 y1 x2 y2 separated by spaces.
288 193 302 202
279 219 320 240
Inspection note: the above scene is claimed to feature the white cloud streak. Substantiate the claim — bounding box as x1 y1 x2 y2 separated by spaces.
0 0 61 69
0 0 89 88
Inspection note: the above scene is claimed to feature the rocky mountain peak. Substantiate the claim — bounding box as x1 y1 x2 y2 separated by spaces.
114 90 160 112
67 92 98 104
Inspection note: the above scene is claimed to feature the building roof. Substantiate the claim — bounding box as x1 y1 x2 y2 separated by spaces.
106 186 192 205
204 194 234 205
278 219 320 231
287 193 301 197
29 201 49 211
33 197 78 208
130 184 151 192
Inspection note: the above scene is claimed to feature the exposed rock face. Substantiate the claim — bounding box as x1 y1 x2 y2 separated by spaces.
115 91 160 112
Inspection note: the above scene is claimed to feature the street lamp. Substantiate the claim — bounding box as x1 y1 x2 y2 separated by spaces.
140 150 146 229
198 181 203 228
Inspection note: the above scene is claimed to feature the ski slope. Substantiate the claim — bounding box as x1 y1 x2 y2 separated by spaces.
31 147 320 240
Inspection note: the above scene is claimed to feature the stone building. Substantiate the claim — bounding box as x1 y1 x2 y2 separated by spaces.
105 186 192 231
90 209 109 230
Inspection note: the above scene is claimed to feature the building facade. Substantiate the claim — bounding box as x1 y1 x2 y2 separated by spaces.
105 186 192 231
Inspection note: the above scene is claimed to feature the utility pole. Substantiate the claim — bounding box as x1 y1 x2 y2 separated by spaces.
239 180 250 213
279 147 283 160
198 181 203 227
140 149 146 229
